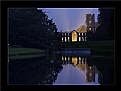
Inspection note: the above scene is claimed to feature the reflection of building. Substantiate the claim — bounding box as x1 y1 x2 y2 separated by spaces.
86 65 99 82
61 56 99 83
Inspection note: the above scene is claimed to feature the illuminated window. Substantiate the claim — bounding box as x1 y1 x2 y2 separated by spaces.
62 56 64 60
79 37 81 41
85 37 87 41
82 33 83 36
65 33 66 36
83 37 85 41
79 57 81 61
72 57 77 65
72 31 77 42
68 37 69 42
68 57 70 60
65 37 66 42
89 28 91 30
62 37 63 41
65 56 66 60
85 33 86 36
89 20 91 24
79 33 80 36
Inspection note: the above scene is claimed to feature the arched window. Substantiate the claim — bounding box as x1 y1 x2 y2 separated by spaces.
72 31 77 42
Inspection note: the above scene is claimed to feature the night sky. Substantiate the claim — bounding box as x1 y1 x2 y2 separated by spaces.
38 8 99 32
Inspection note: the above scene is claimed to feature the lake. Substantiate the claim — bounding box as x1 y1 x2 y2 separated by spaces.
8 50 114 85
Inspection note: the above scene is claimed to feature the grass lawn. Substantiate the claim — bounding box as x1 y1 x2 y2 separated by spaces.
9 47 46 60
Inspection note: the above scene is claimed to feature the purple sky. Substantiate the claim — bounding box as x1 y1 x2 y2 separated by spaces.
38 8 99 32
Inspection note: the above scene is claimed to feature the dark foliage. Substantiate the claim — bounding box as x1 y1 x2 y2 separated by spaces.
9 8 59 51
93 8 114 40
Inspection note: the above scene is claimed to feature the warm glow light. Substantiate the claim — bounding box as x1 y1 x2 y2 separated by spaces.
77 63 86 71
72 31 77 42
89 20 91 24
72 57 77 65
89 73 92 76
90 66 92 69
79 57 81 61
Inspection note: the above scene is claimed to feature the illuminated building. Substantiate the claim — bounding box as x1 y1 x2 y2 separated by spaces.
60 14 99 42
61 30 87 42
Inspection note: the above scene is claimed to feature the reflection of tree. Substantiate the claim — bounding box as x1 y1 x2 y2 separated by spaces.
9 54 63 85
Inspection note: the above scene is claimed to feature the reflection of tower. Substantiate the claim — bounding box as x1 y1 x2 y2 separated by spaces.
86 65 98 83
86 14 95 33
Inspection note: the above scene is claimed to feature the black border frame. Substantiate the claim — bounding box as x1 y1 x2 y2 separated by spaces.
1 0 120 91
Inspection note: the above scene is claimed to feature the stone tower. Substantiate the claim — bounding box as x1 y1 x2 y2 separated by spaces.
86 14 95 33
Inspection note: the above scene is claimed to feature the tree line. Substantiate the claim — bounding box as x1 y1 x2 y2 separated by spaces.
9 8 59 51
87 8 114 41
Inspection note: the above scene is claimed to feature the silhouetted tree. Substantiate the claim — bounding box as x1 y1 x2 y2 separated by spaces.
94 8 114 40
9 8 58 51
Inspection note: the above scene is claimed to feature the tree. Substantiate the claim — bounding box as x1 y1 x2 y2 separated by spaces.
9 8 58 51
94 8 114 40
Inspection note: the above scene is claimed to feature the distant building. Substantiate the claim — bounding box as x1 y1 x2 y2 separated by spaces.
61 30 87 42
76 25 87 33
86 14 95 33
60 14 99 42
